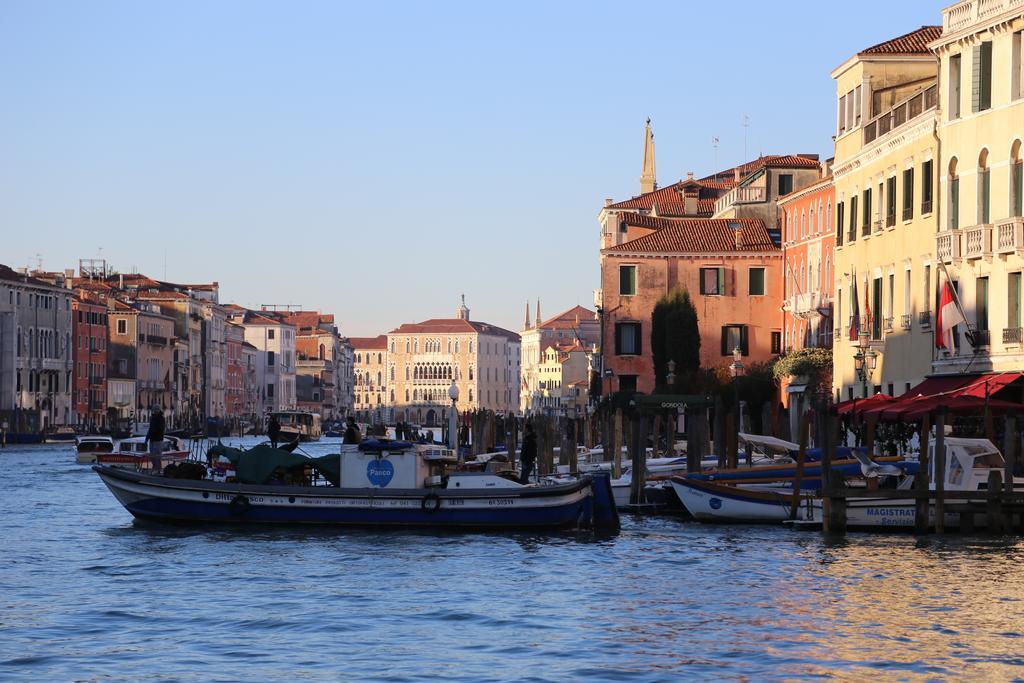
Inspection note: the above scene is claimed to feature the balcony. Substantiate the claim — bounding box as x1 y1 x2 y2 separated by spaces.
1003 327 1023 345
874 218 884 234
964 224 992 260
900 314 912 331
714 185 767 213
919 311 932 328
996 217 1024 255
937 230 962 262
884 317 894 333
861 222 871 238
863 84 938 144
943 0 1021 33
966 329 991 348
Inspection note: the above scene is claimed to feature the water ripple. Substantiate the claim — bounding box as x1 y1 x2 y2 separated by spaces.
4 441 1024 680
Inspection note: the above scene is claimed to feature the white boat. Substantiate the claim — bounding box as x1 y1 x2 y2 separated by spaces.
45 426 78 443
271 411 322 442
806 436 1022 529
75 435 116 464
96 435 190 472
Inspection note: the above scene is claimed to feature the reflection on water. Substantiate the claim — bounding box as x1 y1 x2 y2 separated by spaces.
3 442 1024 681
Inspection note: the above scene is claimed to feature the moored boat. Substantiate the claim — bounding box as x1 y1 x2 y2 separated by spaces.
44 426 78 443
93 441 619 530
96 435 190 471
75 435 116 464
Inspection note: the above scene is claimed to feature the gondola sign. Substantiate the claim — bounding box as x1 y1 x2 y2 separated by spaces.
367 459 395 487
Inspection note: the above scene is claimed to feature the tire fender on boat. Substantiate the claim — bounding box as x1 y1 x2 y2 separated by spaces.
229 494 251 516
421 492 442 514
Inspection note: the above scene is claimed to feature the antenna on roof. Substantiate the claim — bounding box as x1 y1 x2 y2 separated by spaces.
742 114 750 162
712 136 719 170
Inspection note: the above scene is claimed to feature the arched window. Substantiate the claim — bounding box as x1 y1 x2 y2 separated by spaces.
468 389 473 403
406 340 410 353
405 389 409 402
390 366 395 381
405 366 410 380
1011 140 1023 217
377 371 381 386
827 200 832 232
469 366 474 380
454 340 460 354
377 353 382 364
390 341 395 353
978 148 990 224
809 206 815 236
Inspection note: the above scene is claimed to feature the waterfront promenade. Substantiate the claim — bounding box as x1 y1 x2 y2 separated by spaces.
4 441 1024 680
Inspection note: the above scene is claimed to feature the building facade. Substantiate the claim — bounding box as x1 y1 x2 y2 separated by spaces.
388 298 520 425
72 294 108 429
0 265 74 433
519 303 599 413
225 321 245 420
226 307 296 413
930 1 1024 377
350 335 389 424
831 26 942 401
598 216 784 395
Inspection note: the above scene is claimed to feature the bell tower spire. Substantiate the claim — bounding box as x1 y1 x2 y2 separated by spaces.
524 300 531 330
535 299 541 327
640 118 657 195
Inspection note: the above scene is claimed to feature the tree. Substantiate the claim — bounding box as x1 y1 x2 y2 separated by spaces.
651 288 700 392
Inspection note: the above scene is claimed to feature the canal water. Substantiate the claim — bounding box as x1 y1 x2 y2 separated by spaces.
3 440 1024 681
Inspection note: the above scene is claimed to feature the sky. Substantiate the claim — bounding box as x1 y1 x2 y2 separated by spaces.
1 1 939 336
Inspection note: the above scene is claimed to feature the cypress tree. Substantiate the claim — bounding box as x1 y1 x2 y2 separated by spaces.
651 288 700 392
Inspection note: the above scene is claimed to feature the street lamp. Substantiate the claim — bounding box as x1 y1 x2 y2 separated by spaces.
853 340 877 397
730 345 744 431
666 359 676 388
448 379 459 450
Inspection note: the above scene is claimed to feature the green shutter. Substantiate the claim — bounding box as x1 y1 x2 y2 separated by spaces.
718 267 725 296
1009 273 1021 329
951 178 960 229
972 45 982 112
981 169 991 224
981 42 992 110
1015 163 1023 217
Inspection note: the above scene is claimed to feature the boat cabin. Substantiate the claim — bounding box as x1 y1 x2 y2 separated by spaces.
926 437 1008 492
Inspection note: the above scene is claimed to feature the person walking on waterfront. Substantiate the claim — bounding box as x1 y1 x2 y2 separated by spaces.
519 422 537 484
267 414 281 449
146 406 166 474
343 417 361 444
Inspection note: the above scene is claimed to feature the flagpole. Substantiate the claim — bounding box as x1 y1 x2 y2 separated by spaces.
936 258 971 328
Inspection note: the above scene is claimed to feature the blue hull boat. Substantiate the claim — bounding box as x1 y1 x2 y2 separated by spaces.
93 464 618 530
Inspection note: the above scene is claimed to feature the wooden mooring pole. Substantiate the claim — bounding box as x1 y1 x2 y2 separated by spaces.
915 412 931 534
821 409 846 535
629 411 645 506
934 408 947 534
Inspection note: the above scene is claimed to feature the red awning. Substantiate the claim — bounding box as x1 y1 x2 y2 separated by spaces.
873 372 1023 421
835 393 894 415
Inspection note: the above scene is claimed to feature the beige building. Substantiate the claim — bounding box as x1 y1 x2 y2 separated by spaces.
831 25 943 401
519 302 599 413
534 341 590 417
350 335 389 424
388 297 520 426
930 1 1024 375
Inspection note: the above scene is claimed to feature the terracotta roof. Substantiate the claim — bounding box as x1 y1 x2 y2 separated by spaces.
605 217 778 254
537 305 596 330
0 263 60 289
607 178 727 213
860 26 942 55
349 335 388 349
390 318 520 342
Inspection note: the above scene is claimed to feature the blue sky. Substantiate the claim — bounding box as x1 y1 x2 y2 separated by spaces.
1 1 938 336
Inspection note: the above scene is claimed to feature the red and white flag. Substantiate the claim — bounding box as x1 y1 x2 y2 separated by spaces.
936 280 965 350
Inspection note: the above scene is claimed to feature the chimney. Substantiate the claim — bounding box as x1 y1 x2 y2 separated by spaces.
730 221 742 249
604 198 613 207
686 171 694 180
734 166 741 182
118 273 124 289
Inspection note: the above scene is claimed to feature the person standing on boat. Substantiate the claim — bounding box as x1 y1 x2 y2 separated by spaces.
146 406 165 473
519 422 537 484
267 414 281 449
343 416 361 444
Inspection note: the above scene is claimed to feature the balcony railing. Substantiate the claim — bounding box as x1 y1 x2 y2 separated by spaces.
937 230 962 262
943 0 1020 33
884 317 894 333
863 84 938 144
996 217 1024 254
874 218 884 233
966 329 991 348
919 311 932 328
964 224 992 260
901 314 912 331
922 198 933 215
1003 327 1023 345
861 221 871 237
903 206 913 222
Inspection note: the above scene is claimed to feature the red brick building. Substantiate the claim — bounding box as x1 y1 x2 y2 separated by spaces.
599 215 784 395
72 294 108 428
